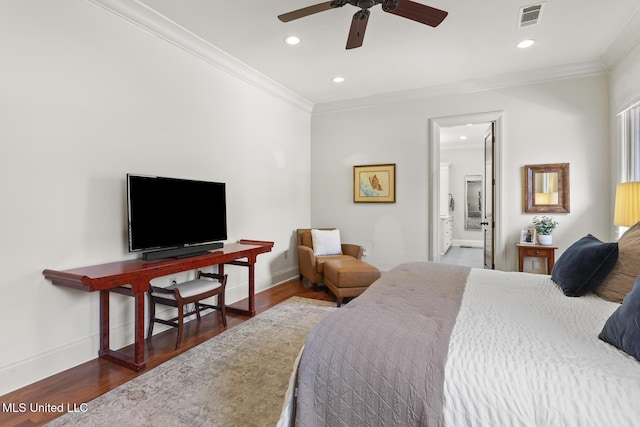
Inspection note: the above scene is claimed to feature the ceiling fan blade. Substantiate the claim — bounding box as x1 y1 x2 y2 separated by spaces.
346 9 370 49
278 1 338 22
385 0 448 27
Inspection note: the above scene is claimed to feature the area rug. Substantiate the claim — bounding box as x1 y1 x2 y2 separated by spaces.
45 297 336 427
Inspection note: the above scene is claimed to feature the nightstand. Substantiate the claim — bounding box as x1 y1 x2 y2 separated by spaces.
517 243 558 274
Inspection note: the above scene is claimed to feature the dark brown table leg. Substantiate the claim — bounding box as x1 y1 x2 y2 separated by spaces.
224 260 257 317
98 288 146 371
247 262 255 316
133 289 145 367
99 290 109 356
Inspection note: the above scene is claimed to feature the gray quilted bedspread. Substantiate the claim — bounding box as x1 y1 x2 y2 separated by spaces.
295 262 471 427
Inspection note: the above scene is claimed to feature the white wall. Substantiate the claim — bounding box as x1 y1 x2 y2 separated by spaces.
0 1 311 395
311 75 611 272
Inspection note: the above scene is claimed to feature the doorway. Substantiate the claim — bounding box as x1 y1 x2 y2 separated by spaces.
428 112 504 270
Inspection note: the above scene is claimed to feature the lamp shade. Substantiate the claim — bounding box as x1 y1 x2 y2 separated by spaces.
614 182 640 226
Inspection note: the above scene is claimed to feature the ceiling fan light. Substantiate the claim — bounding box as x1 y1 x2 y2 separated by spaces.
517 39 536 49
283 35 300 45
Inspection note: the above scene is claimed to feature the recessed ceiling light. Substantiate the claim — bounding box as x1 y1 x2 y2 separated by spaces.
283 35 300 45
460 136 468 140
332 76 345 83
517 39 536 49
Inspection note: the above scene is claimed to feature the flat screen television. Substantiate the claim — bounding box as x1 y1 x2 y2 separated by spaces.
127 174 227 260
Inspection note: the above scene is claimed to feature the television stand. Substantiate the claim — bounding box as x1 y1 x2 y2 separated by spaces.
43 240 273 371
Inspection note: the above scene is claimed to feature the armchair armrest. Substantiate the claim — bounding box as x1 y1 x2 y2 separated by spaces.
297 245 317 278
298 245 316 266
341 243 364 259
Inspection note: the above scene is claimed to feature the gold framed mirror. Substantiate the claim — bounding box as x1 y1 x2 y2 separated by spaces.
524 163 570 213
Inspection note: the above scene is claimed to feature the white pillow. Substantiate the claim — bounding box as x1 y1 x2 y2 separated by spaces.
311 229 343 256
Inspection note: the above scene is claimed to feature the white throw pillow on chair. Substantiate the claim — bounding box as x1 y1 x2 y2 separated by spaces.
311 229 343 256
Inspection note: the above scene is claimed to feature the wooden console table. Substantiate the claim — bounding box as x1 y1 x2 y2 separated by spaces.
43 239 273 372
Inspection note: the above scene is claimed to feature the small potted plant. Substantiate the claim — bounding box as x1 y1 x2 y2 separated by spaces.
532 216 558 245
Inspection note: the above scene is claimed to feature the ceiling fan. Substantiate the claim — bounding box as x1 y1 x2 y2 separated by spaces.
278 0 448 49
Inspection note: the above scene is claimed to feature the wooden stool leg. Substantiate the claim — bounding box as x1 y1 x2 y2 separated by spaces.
219 293 227 327
175 303 184 349
195 302 201 322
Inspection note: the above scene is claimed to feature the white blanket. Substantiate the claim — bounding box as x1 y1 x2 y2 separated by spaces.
444 269 640 427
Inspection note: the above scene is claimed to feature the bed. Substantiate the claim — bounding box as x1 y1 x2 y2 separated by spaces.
281 259 640 426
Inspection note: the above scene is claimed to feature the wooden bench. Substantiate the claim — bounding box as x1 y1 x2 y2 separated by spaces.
147 272 227 349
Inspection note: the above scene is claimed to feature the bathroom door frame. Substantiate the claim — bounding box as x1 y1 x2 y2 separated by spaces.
428 111 506 271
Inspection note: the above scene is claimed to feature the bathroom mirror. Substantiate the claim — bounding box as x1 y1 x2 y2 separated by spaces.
524 163 570 213
465 175 483 230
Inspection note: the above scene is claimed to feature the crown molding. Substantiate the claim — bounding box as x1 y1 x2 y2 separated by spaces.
87 0 313 113
601 7 640 70
312 60 607 115
86 0 626 117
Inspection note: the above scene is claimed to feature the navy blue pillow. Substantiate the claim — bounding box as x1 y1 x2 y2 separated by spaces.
551 234 618 297
599 276 640 361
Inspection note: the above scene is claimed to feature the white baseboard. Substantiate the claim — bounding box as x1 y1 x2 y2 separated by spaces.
0 334 101 397
0 267 299 396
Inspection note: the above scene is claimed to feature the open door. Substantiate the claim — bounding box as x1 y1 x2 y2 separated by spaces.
483 122 495 269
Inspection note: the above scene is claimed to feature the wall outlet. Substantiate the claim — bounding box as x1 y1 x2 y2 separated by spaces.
170 278 177 286
362 248 368 257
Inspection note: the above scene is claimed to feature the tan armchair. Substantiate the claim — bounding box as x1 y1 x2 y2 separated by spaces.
297 228 364 287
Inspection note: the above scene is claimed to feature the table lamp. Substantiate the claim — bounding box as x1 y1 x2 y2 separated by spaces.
614 181 640 227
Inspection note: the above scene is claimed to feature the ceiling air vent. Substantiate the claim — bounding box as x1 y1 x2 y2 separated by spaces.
518 3 545 28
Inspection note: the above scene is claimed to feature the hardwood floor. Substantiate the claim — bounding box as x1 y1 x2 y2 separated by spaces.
0 278 334 427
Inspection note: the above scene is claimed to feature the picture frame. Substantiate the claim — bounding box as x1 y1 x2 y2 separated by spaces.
523 163 570 213
520 228 537 245
353 164 396 203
